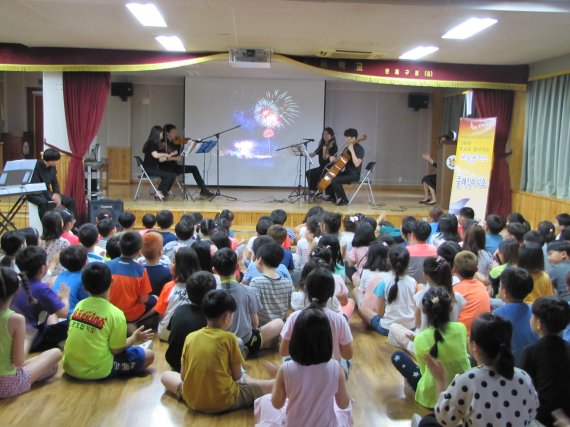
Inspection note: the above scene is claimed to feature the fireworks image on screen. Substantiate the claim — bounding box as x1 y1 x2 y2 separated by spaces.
253 90 299 139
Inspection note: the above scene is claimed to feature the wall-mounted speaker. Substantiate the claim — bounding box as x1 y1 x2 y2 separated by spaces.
111 82 133 101
408 93 429 111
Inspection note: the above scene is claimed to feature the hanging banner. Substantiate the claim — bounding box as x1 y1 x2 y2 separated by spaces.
448 117 496 219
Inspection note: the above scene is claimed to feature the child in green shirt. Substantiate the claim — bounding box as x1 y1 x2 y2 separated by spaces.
391 286 470 408
63 262 154 380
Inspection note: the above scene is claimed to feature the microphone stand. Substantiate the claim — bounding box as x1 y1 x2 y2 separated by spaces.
199 125 241 201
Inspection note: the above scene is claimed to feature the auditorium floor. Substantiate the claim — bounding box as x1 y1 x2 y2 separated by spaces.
0 316 429 427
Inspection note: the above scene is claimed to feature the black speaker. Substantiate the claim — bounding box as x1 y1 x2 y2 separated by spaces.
408 93 429 111
88 199 124 224
111 82 133 101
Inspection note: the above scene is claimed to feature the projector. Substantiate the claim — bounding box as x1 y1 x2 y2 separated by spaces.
229 48 272 68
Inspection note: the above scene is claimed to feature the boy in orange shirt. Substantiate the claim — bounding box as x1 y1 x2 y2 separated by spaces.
453 251 491 334
107 232 157 326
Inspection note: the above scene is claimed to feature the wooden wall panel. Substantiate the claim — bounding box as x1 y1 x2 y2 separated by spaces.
108 147 131 183
509 90 526 190
56 153 71 193
512 190 570 228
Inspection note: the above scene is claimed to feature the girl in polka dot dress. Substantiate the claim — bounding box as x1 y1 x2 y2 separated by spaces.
419 313 539 427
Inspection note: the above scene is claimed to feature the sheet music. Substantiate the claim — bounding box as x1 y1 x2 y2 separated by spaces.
181 140 198 157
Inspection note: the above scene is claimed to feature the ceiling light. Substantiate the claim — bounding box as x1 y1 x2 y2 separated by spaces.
126 3 166 27
442 18 498 40
399 46 439 60
155 36 185 51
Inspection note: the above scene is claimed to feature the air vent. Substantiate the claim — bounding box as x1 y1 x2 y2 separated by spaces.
317 49 384 60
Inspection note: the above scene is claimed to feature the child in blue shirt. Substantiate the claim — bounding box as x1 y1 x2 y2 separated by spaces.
494 267 538 366
53 245 88 316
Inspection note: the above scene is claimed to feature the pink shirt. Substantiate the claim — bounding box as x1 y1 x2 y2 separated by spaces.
281 308 352 361
348 246 369 277
283 359 343 427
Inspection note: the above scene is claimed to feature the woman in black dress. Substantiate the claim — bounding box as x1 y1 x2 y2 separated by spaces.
306 127 337 193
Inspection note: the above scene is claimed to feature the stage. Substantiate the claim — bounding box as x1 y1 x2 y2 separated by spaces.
3 184 433 233
115 184 432 234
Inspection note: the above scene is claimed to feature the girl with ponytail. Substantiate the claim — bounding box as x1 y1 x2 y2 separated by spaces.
357 246 416 336
419 312 539 426
388 256 466 353
280 266 353 377
391 287 470 408
0 267 62 399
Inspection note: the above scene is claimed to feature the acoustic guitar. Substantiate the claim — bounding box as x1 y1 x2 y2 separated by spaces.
317 134 367 192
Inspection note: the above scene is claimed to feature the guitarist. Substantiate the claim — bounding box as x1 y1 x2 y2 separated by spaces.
325 128 364 206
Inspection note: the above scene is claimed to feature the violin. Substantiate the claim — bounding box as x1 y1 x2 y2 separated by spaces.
172 136 192 145
317 134 367 192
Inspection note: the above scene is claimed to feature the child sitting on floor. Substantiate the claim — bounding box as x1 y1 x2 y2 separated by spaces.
357 246 417 336
255 303 353 426
214 248 283 357
521 296 570 427
107 232 156 327
494 267 538 366
165 271 216 372
0 267 61 399
291 258 342 314
155 247 201 341
281 266 353 377
391 287 470 409
12 246 69 352
63 262 154 380
52 245 88 316
452 251 491 334
389 256 466 353
249 242 293 326
160 289 274 414
353 240 391 312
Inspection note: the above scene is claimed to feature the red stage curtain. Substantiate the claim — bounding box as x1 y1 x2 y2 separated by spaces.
63 72 111 223
474 90 514 219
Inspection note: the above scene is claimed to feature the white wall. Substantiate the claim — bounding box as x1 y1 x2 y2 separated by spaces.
325 80 432 185
96 76 184 177
3 71 41 133
529 53 570 79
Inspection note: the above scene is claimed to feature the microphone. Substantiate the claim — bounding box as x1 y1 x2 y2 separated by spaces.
303 138 315 142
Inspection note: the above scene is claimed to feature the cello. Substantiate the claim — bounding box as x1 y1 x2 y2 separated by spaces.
317 134 367 192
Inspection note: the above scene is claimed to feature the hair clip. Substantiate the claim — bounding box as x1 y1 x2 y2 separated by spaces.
382 241 388 247
431 296 440 304
325 245 331 249
349 216 359 223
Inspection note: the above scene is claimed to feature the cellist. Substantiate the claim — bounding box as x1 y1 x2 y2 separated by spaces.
325 128 364 206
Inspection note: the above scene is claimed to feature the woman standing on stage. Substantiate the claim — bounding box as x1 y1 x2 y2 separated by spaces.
161 124 213 198
306 127 337 193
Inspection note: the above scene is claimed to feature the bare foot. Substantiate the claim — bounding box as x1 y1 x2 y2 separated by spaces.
262 360 279 377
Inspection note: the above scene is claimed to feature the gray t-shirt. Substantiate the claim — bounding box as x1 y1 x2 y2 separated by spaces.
249 274 293 326
548 260 570 301
219 280 261 343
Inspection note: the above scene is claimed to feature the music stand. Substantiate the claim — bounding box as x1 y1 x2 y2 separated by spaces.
277 141 313 201
199 125 241 201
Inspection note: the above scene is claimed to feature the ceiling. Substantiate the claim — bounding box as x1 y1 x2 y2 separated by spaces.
2 0 570 79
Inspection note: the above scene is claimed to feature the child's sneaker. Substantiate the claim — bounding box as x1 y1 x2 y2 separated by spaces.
137 340 153 351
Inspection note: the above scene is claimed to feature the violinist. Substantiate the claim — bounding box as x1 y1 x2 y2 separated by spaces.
161 124 213 198
142 125 178 201
306 127 337 193
324 128 364 206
